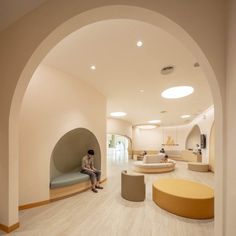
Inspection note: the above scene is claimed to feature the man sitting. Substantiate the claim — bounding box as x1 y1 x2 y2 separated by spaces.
81 149 103 193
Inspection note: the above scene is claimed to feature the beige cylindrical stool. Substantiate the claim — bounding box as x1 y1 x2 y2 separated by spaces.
188 162 209 172
152 179 214 219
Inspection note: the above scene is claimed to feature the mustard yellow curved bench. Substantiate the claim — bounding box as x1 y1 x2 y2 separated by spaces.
152 179 214 219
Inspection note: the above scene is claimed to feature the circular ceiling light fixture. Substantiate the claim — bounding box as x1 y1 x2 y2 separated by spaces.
161 65 175 75
90 65 96 70
110 112 127 117
161 86 194 99
148 120 161 124
139 89 144 93
181 114 191 118
136 41 143 47
137 125 157 130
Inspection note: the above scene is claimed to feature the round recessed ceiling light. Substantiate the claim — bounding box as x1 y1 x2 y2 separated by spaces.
137 125 157 130
181 114 191 118
110 112 127 117
139 89 144 93
161 65 175 75
90 65 96 70
136 41 143 47
148 120 161 124
161 86 194 99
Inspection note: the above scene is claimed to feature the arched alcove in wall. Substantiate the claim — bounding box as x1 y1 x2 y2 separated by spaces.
50 128 101 181
107 133 132 159
5 4 223 234
185 125 201 150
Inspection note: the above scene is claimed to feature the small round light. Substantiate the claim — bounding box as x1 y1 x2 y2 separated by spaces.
110 112 127 117
136 41 143 47
181 114 191 118
90 65 96 70
139 89 144 93
137 125 157 129
161 86 194 99
148 120 161 124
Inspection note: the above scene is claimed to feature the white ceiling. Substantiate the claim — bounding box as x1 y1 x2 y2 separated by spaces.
0 0 48 32
42 19 213 126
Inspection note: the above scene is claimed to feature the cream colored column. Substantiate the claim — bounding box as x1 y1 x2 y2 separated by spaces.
225 1 236 235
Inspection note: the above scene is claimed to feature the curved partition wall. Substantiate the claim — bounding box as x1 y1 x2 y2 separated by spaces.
185 125 201 150
50 128 101 182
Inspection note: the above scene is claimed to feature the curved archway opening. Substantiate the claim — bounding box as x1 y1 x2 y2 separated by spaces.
7 4 223 234
185 125 201 150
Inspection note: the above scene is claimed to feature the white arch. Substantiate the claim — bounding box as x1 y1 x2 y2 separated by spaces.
8 5 223 234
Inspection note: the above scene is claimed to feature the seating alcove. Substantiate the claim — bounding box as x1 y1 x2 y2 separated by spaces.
50 128 101 200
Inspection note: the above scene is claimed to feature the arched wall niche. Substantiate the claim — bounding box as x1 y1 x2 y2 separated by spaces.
3 3 223 235
185 125 201 150
50 128 101 181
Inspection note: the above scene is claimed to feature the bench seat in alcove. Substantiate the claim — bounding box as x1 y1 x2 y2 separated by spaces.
50 172 90 189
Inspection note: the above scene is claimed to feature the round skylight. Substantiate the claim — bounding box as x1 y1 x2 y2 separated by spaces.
136 41 143 47
161 86 194 99
110 112 127 117
90 65 96 70
181 114 191 118
137 125 157 130
148 120 161 124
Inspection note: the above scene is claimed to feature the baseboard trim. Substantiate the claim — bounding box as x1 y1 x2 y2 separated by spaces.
19 178 107 210
19 200 50 210
0 222 20 233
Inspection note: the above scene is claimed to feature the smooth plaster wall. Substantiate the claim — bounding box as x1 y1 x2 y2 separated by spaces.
0 0 225 231
225 1 236 234
19 64 106 206
107 118 132 139
133 107 214 163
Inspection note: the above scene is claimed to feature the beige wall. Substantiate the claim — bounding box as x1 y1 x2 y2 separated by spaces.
107 118 132 139
19 64 106 206
0 0 225 233
226 1 236 235
133 107 214 163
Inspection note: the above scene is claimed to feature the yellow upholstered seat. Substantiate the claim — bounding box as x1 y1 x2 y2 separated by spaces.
152 179 214 219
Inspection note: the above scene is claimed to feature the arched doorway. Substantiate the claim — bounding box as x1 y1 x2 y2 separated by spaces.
185 125 201 150
4 4 223 235
107 134 132 162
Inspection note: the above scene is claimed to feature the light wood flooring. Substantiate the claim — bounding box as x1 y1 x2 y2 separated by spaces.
1 155 214 236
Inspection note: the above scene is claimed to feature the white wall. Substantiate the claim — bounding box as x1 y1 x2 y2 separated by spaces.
107 118 132 139
133 106 214 163
19 64 106 205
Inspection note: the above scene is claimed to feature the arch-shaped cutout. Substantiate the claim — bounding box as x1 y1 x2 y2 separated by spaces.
6 4 224 233
185 125 201 150
50 128 101 181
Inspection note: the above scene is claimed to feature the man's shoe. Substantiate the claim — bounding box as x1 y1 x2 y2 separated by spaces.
92 188 98 193
95 186 103 189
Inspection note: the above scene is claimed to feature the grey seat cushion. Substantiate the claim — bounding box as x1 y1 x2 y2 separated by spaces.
50 172 90 189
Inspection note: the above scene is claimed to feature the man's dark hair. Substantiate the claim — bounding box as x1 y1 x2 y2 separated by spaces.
88 149 94 155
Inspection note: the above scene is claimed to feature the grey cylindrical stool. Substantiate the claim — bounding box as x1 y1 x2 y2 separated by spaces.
121 170 145 202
